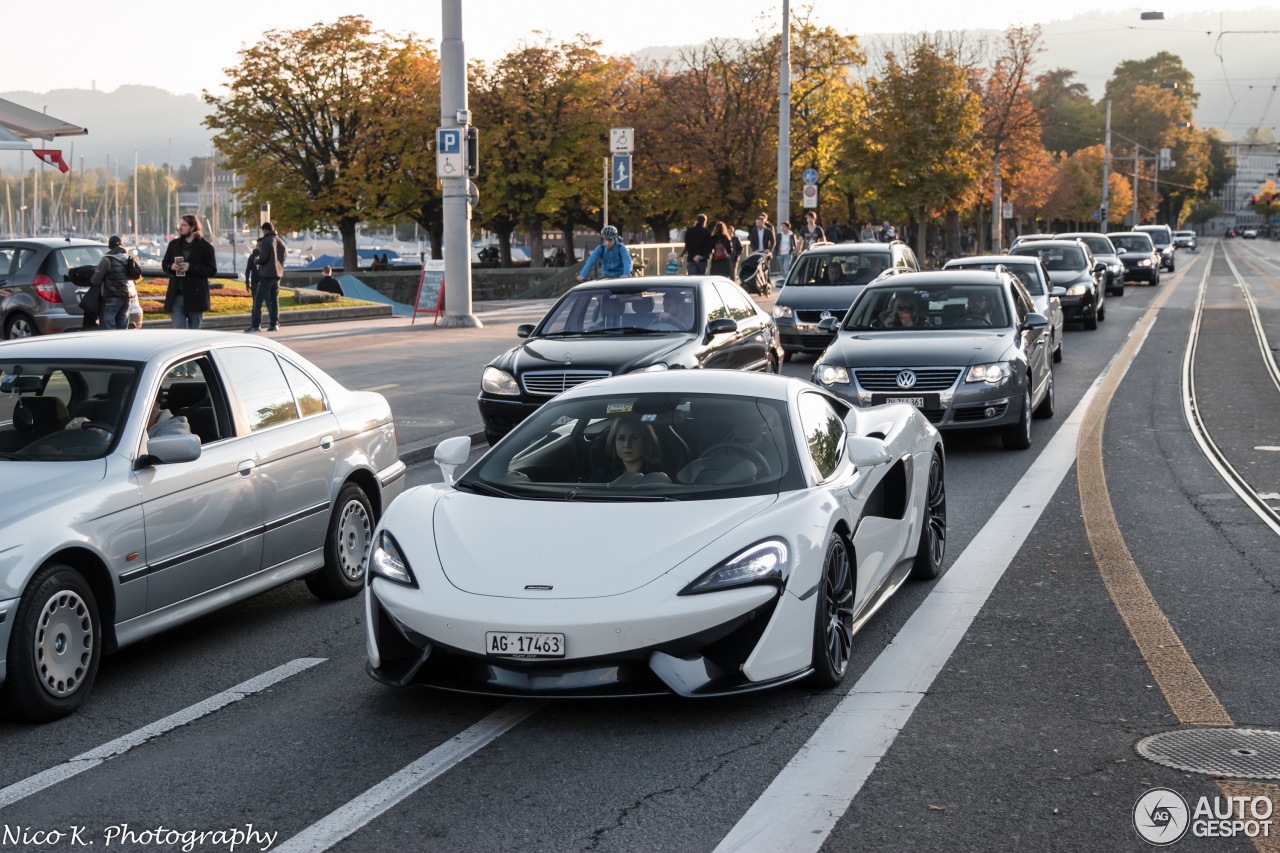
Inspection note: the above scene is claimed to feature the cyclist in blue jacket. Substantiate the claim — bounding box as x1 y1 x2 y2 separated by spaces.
578 225 633 280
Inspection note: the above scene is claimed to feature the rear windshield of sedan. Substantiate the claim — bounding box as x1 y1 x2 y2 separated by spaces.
539 286 699 334
1010 245 1086 271
0 361 140 461
1109 234 1155 252
844 284 1010 330
1061 235 1115 256
785 251 891 287
462 392 804 501
947 262 1045 295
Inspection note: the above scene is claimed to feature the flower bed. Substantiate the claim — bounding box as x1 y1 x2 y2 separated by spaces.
136 278 367 319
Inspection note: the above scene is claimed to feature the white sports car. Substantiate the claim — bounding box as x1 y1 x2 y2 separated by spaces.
365 371 945 698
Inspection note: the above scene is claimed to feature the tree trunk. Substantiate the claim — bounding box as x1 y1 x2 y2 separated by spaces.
339 216 359 271
946 210 961 258
496 224 514 267
560 218 578 263
915 207 927 261
529 216 544 268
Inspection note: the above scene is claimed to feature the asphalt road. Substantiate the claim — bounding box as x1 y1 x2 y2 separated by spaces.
1 239 1277 853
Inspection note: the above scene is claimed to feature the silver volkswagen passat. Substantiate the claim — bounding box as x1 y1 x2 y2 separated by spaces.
0 331 405 721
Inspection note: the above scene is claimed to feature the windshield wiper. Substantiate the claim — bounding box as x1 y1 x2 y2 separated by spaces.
454 480 522 498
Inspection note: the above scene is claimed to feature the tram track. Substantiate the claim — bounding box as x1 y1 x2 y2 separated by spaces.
1182 241 1280 536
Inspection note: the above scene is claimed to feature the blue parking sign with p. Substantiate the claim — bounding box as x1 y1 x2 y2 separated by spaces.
438 128 461 154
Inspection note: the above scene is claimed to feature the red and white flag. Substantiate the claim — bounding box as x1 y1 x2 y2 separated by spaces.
32 149 70 173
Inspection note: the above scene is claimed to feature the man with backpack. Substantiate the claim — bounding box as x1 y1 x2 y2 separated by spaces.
248 221 287 332
577 225 633 280
91 236 141 330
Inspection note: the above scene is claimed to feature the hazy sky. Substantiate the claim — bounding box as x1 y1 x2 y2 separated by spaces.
4 0 1265 95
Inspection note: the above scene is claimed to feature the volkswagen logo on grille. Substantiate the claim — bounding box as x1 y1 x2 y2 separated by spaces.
820 310 833 321
896 369 918 389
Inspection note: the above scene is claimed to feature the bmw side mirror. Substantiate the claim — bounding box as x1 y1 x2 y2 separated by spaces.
141 433 202 467
516 324 534 338
817 317 839 332
435 435 472 485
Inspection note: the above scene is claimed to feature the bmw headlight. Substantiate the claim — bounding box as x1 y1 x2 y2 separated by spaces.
772 305 793 320
631 363 669 373
481 366 520 396
680 539 790 595
370 531 417 587
1136 258 1152 267
815 364 850 385
964 362 1012 384
1066 283 1090 296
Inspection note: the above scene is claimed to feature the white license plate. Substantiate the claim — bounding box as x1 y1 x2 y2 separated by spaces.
885 396 925 408
486 631 565 658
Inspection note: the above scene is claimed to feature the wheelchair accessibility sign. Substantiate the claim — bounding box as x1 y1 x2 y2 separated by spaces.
437 128 464 177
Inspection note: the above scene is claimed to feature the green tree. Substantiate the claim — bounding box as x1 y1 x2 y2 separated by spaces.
204 16 414 271
1032 69 1103 155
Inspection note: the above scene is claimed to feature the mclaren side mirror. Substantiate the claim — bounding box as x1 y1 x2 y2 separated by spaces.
435 435 472 485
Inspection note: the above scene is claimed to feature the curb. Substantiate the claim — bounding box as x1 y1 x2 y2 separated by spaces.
397 429 490 468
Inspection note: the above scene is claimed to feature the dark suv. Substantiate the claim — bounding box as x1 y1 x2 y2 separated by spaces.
0 238 108 338
772 241 920 360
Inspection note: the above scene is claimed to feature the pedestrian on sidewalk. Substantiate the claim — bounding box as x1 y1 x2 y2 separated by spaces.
248 221 287 332
316 265 345 296
90 236 133 330
683 213 712 275
776 221 801 278
162 214 217 329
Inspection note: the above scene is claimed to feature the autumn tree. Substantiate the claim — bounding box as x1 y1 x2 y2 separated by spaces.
854 37 982 259
1032 69 1103 155
204 16 415 271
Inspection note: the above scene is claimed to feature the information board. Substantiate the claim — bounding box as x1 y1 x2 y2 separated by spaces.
412 260 446 325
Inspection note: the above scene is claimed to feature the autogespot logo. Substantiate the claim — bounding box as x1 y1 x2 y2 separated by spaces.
1135 788 1190 846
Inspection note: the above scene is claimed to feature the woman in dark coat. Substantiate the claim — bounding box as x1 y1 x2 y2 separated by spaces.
707 221 736 280
161 213 219 329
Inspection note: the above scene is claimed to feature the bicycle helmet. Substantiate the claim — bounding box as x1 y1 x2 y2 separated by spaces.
600 225 619 239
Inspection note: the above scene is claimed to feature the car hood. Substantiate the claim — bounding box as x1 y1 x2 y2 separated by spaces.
1046 269 1093 287
775 283 866 312
0 460 108 526
433 492 777 598
496 335 693 374
823 330 1013 366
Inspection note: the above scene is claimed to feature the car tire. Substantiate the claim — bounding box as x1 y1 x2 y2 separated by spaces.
306 482 374 600
1083 304 1098 330
1 563 101 722
1098 299 1106 321
781 348 794 363
809 533 853 688
910 453 946 581
1033 370 1055 419
484 430 503 447
1053 333 1063 363
1151 271 1160 286
1001 388 1033 450
766 352 780 374
4 312 39 340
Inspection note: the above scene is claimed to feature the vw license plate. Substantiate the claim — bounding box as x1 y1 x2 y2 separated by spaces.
486 631 565 658
873 393 938 411
885 396 925 408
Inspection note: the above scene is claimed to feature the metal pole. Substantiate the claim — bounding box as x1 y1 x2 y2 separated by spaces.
992 153 1002 253
777 0 791 232
440 0 480 327
603 157 610 227
18 150 24 237
133 148 139 248
1101 99 1111 233
1133 145 1140 226
166 138 172 233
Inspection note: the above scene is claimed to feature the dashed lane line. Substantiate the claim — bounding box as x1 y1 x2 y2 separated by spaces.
0 658 326 811
273 701 544 853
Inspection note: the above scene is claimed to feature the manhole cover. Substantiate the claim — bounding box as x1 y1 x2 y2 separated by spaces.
1136 729 1280 779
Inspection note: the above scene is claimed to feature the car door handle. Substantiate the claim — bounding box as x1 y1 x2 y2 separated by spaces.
237 460 255 477
320 434 334 451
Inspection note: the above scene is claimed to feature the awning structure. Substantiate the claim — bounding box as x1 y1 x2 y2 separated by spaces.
0 97 88 151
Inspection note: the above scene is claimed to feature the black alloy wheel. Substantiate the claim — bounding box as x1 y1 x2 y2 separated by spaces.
910 453 946 580
809 533 854 688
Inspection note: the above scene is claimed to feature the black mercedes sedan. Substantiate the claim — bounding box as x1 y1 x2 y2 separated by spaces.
477 277 782 445
1107 232 1162 286
812 270 1055 450
1008 239 1105 330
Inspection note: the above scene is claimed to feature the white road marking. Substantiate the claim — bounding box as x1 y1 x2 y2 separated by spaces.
1255 447 1280 453
360 383 399 393
0 658 325 810
274 701 544 853
715 351 1138 851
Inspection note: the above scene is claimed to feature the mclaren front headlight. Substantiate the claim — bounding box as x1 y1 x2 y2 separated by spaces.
481 366 520 396
369 531 417 587
680 539 790 595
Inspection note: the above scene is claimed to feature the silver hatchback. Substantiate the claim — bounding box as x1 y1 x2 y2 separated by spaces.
0 331 406 721
0 238 109 338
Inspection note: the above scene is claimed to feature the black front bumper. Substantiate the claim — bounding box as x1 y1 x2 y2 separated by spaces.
477 394 546 441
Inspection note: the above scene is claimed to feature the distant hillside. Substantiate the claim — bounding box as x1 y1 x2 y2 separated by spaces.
4 8 1275 175
0 85 210 169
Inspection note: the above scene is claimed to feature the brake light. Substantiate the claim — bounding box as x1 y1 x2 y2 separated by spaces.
33 274 62 303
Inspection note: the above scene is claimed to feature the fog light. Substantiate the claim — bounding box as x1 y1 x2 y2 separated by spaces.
984 407 997 418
